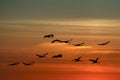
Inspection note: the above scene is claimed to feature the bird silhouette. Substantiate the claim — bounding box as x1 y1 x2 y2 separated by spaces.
98 41 110 45
51 39 62 43
51 39 72 43
74 42 85 46
52 54 62 58
8 62 20 66
43 34 54 38
22 61 35 66
61 39 72 43
89 57 100 64
74 57 82 62
36 53 48 58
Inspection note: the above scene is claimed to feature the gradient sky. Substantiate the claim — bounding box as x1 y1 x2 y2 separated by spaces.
1 0 120 19
0 0 120 80
0 19 120 80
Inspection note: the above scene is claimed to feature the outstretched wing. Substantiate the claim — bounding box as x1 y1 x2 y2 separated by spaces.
51 39 62 43
43 35 49 38
105 41 110 44
98 41 110 45
43 53 48 56
8 62 20 66
89 59 95 62
95 57 99 61
36 54 40 57
78 57 82 59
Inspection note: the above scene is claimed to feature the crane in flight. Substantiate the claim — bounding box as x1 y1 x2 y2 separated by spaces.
8 62 20 66
52 54 62 59
36 53 48 58
74 57 82 62
98 41 110 45
61 39 72 43
51 39 62 43
43 34 54 38
74 42 85 46
89 57 100 64
22 61 35 66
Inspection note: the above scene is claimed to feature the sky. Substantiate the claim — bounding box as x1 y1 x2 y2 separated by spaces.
0 0 120 80
0 0 120 19
0 19 120 80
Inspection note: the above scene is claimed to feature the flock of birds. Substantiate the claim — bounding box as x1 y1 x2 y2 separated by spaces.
8 34 110 66
44 34 110 46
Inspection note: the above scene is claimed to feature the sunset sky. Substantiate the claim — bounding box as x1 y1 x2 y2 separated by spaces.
0 0 120 80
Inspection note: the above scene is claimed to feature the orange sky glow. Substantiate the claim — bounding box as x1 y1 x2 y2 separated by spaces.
0 19 120 80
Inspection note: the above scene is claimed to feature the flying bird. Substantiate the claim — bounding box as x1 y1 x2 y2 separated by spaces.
98 41 110 45
8 62 20 66
74 57 82 62
89 57 100 64
22 61 35 66
36 53 48 58
74 42 85 46
52 54 62 58
43 34 54 38
61 39 72 43
51 39 62 43
51 39 72 43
